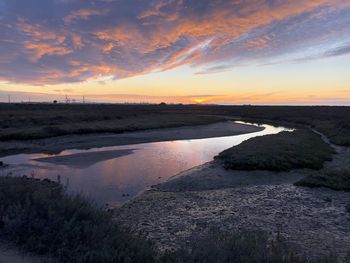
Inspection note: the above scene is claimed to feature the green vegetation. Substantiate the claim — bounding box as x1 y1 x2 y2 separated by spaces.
216 129 334 171
152 104 350 146
2 104 350 146
0 176 155 263
0 103 223 140
162 230 339 263
209 105 350 146
295 169 350 191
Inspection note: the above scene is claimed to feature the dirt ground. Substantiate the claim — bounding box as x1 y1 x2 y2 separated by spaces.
114 148 350 262
0 244 49 263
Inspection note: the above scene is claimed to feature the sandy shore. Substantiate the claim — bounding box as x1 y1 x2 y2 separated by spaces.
0 121 262 158
114 148 350 261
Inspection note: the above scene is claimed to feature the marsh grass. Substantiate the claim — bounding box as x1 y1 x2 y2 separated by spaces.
175 105 350 146
216 129 334 171
3 104 350 146
0 176 155 263
295 169 350 191
0 104 223 141
161 230 339 263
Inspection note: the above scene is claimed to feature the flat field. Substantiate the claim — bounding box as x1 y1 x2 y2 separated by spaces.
2 104 350 146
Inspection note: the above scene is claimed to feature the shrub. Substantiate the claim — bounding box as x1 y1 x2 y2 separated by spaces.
295 169 350 191
0 176 155 263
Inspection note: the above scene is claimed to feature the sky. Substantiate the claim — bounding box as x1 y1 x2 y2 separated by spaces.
0 0 349 105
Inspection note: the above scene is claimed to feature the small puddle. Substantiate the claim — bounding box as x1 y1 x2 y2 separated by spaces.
0 122 292 206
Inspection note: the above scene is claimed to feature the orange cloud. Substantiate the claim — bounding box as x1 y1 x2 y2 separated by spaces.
24 42 72 62
138 0 182 22
17 17 58 41
17 18 72 61
64 8 109 24
94 0 350 72
246 34 276 49
2 0 349 85
102 43 115 53
71 34 84 49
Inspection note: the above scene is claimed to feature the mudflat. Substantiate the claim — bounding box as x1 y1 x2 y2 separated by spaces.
0 244 46 263
114 145 350 262
0 122 263 157
35 149 137 168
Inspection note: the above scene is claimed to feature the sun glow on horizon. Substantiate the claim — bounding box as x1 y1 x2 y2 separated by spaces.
0 0 349 105
193 98 206 104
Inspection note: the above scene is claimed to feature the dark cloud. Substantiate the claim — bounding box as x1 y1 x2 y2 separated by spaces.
278 42 350 64
0 0 349 85
195 65 234 75
324 44 350 57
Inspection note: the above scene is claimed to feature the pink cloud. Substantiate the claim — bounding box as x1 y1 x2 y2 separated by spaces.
64 8 109 24
0 0 348 85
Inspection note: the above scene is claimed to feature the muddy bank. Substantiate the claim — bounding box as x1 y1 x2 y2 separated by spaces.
156 161 304 192
116 184 350 260
114 148 350 261
0 122 262 157
0 244 48 263
35 149 136 168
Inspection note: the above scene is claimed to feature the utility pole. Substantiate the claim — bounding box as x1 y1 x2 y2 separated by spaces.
8 94 11 103
83 96 85 104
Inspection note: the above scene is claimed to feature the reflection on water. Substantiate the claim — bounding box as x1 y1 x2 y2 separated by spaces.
0 122 291 206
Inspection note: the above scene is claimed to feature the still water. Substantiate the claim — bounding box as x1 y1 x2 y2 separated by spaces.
0 122 290 206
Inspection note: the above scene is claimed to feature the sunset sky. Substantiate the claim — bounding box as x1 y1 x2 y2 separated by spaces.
0 0 349 105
